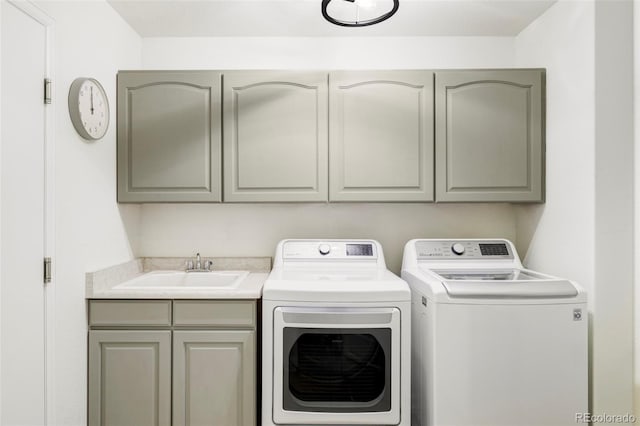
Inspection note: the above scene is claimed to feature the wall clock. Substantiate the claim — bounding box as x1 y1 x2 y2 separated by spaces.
68 77 110 140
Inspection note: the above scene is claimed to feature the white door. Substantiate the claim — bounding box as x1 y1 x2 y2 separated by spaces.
1 1 52 424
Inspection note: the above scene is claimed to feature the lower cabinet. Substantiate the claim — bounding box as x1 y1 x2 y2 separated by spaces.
88 331 172 426
88 300 257 426
173 331 255 426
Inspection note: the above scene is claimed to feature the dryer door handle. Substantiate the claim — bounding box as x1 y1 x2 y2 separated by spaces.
277 307 397 326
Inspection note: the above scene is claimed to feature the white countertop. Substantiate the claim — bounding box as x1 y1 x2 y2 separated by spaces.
86 257 270 299
88 272 268 299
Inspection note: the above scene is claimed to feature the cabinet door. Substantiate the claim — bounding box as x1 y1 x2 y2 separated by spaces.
435 70 545 202
88 330 171 426
223 71 328 202
117 71 222 202
173 330 256 426
329 71 434 202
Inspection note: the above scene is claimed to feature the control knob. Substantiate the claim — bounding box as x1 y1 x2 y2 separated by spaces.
318 243 331 256
451 243 465 256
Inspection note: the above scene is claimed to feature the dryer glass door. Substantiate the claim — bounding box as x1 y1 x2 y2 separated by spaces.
284 327 390 411
272 307 401 425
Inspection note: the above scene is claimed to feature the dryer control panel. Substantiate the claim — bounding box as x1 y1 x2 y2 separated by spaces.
282 240 379 260
416 240 514 260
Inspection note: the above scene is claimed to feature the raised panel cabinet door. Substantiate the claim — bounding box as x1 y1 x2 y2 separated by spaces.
329 71 434 202
173 330 256 426
223 71 328 202
88 330 171 426
435 69 545 202
117 71 222 202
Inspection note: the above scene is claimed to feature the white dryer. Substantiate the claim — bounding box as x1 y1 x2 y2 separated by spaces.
262 239 411 425
401 239 587 426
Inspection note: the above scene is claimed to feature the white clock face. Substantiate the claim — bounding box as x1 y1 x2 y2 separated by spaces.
77 80 108 139
69 78 110 140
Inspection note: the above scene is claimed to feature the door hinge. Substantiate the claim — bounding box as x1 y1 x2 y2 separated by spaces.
44 78 52 104
44 257 52 284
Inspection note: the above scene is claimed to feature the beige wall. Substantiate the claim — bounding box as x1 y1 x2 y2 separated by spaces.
635 0 640 417
137 203 517 274
592 0 634 417
514 0 595 306
142 36 515 70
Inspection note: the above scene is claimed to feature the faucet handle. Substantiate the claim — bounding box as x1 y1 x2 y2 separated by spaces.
185 260 194 271
204 260 213 271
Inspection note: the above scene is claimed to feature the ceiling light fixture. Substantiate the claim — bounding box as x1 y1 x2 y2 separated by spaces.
322 0 399 27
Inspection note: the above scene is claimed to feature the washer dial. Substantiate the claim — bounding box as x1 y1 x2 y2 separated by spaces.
318 243 331 255
451 243 466 255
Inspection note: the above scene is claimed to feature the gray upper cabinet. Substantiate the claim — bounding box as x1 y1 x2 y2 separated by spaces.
329 71 434 202
117 71 222 202
115 68 545 204
435 70 545 202
223 71 329 202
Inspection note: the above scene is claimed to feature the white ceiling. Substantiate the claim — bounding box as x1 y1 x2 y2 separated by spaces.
107 0 556 37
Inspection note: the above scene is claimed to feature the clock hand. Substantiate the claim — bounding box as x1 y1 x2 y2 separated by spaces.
90 86 94 115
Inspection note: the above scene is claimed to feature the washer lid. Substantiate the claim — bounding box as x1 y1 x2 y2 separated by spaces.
431 269 579 298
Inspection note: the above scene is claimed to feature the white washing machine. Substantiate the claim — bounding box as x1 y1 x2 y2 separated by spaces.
401 239 588 426
262 239 411 425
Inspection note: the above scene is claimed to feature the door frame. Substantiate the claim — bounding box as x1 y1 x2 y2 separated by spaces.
0 1 56 424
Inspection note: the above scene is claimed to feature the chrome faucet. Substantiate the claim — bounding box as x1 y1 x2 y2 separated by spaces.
186 252 213 272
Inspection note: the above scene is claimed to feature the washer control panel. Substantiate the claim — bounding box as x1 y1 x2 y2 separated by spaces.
283 241 378 260
416 240 513 260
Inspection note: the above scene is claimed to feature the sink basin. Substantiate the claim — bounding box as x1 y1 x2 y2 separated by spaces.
114 270 249 290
